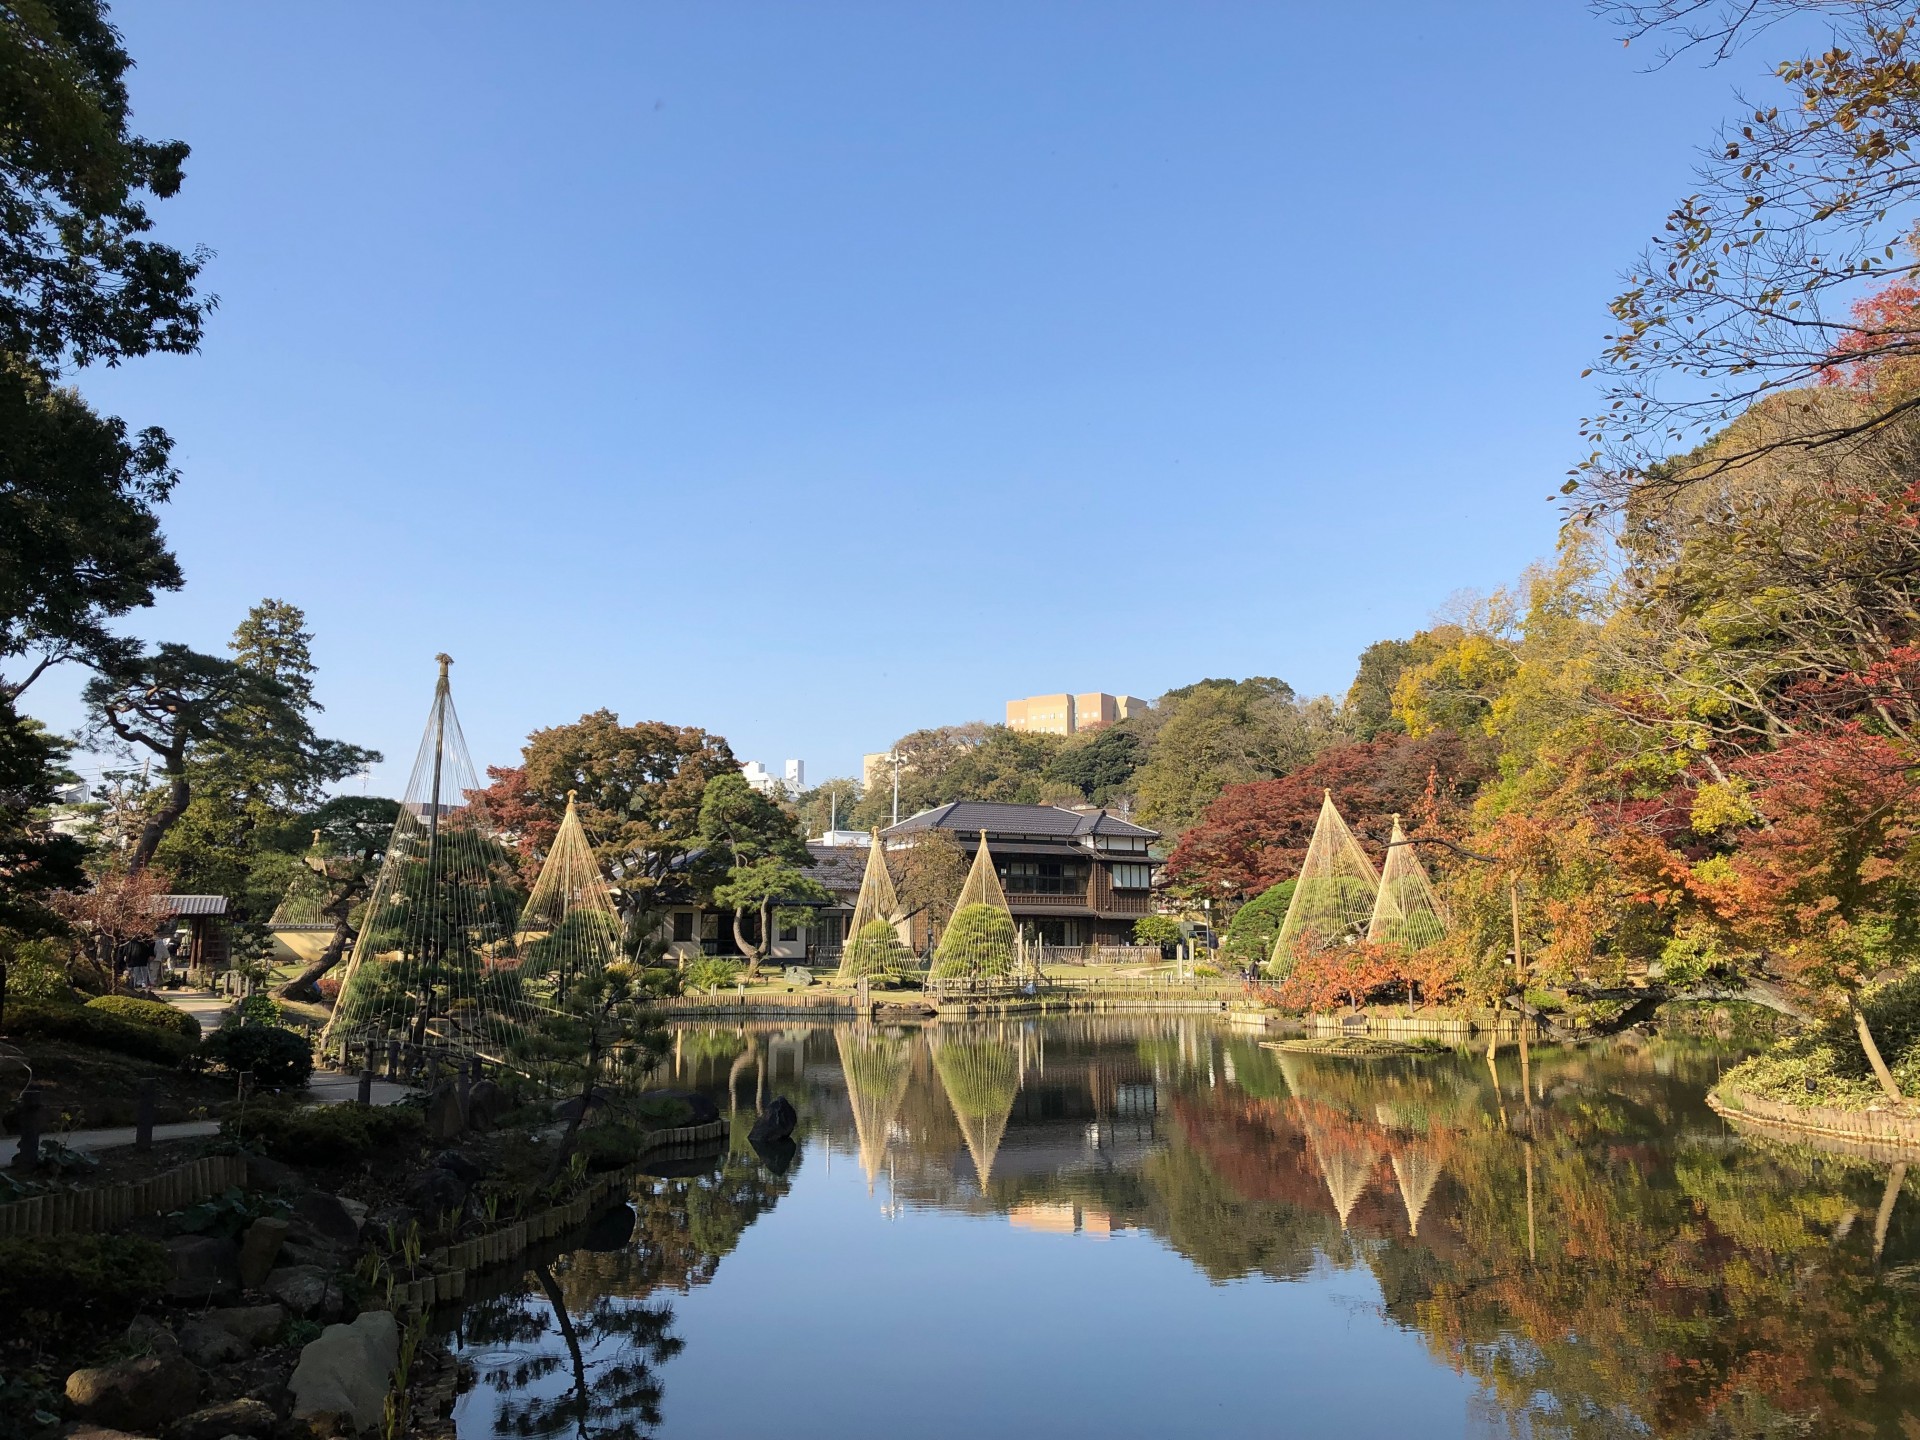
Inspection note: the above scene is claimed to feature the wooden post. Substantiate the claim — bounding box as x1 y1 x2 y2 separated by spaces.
358 1067 374 1105
11 1090 42 1170
135 1078 157 1150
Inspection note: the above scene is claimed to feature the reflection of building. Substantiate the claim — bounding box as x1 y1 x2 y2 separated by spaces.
883 801 1160 947
1005 692 1146 736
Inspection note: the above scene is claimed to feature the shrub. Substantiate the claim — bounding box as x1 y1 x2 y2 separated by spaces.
1719 969 1920 1108
0 1233 169 1346
201 1023 313 1088
1132 915 1184 951
85 994 201 1041
684 956 740 994
234 992 283 1027
841 920 915 981
226 1100 424 1164
931 903 1018 980
0 1001 194 1065
2 937 77 1007
315 973 342 1004
1222 881 1295 972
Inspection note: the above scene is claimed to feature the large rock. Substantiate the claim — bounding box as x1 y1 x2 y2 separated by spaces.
243 1153 302 1193
66 1354 204 1433
164 1235 241 1303
265 1264 342 1319
200 1304 285 1348
404 1165 466 1218
289 1310 399 1437
163 1396 277 1440
292 1192 362 1247
425 1081 465 1140
465 1078 507 1130
431 1150 485 1186
238 1215 290 1289
177 1317 247 1366
551 1086 612 1123
749 1095 797 1146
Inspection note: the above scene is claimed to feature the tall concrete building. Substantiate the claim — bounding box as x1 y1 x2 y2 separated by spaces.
1006 692 1146 736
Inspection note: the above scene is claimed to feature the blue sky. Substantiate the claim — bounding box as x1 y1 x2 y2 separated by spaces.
29 3 1749 794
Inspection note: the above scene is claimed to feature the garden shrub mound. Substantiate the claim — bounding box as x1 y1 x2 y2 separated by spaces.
1720 972 1920 1110
226 1100 425 1164
0 1233 169 1347
1223 880 1293 972
931 903 1018 981
201 1023 314 1089
85 994 201 1041
840 920 914 981
0 1001 195 1066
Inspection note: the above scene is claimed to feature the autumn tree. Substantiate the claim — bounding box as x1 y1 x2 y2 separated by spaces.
1582 1 1920 503
474 711 739 905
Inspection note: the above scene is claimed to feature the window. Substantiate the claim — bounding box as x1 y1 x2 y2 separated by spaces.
1003 859 1088 894
778 921 799 942
1111 863 1152 890
672 911 694 942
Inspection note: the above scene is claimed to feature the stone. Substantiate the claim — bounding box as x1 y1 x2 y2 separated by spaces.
431 1150 485 1186
276 1240 339 1271
749 1095 797 1147
464 1078 507 1130
163 1396 277 1440
177 1317 248 1366
337 1196 369 1231
126 1314 179 1356
642 1088 720 1126
404 1165 467 1218
238 1216 290 1289
242 1154 302 1193
783 965 813 987
200 1304 285 1348
289 1310 399 1437
66 1355 204 1433
264 1264 341 1319
291 1192 362 1247
425 1081 465 1140
68 1428 155 1439
551 1086 612 1123
164 1235 241 1303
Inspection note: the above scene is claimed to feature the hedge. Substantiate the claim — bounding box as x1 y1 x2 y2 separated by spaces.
84 994 201 1042
0 1002 195 1065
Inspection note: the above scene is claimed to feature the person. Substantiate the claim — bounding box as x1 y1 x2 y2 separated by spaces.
127 935 156 990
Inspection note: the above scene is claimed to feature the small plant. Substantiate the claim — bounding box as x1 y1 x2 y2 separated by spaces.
168 1186 290 1239
34 1139 99 1175
282 1317 323 1349
683 956 741 994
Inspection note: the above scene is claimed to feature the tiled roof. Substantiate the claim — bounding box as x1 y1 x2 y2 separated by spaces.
803 843 868 899
883 801 1157 842
152 894 229 916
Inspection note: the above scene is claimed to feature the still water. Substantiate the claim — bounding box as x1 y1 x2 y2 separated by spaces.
445 1018 1920 1439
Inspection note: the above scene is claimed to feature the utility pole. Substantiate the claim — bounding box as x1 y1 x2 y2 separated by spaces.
889 751 902 827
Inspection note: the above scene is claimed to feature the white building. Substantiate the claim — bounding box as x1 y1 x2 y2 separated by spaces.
741 758 804 796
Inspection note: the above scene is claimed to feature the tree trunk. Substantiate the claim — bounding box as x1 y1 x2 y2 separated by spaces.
1874 1161 1908 1265
1853 999 1904 1102
128 767 189 874
275 919 351 1002
730 909 756 977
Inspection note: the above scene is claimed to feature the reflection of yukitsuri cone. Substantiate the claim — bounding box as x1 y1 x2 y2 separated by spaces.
1293 1097 1378 1231
835 1025 917 1192
1389 1142 1443 1237
929 1029 1021 1189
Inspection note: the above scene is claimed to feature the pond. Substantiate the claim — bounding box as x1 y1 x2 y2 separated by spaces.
444 1017 1920 1439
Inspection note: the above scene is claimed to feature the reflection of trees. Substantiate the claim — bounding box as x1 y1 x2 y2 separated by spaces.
460 1262 679 1440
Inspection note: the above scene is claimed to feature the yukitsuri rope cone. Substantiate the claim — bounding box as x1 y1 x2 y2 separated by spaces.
1299 1108 1378 1233
1366 815 1450 949
932 832 1019 981
1272 791 1381 972
834 1024 919 1191
267 844 329 928
929 1026 1022 1189
323 656 535 1068
516 793 623 997
1389 1142 1443 1237
836 834 911 982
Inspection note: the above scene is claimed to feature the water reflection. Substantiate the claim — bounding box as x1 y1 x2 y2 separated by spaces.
450 1018 1920 1438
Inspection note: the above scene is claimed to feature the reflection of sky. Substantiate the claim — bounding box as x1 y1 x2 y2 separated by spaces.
629 1138 1482 1440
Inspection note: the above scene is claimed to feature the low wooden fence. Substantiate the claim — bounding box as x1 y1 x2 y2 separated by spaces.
0 1153 247 1239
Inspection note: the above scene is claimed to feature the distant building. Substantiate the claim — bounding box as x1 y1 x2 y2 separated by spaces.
1005 692 1146 736
862 752 894 791
741 758 803 795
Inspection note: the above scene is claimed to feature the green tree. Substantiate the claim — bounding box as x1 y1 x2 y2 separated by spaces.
931 902 1018 980
697 774 823 975
710 857 830 977
1132 914 1183 951
793 776 861 837
841 919 915 980
1222 880 1294 971
1134 680 1342 834
85 609 375 874
0 698 86 935
1046 726 1145 805
273 795 403 1001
